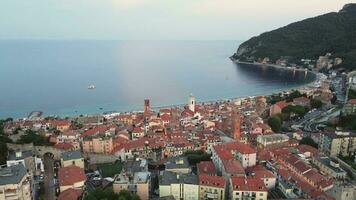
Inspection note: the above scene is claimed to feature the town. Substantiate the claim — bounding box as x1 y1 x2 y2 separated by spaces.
1 64 356 200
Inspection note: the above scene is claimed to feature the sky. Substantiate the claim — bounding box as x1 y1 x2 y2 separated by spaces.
0 0 354 40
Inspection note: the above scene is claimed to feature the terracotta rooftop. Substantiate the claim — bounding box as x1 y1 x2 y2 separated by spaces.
199 175 226 189
231 177 267 192
197 161 217 175
58 165 86 186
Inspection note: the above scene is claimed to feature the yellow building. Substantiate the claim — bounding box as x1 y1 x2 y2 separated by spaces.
199 175 226 200
60 150 84 169
0 164 32 200
319 131 356 157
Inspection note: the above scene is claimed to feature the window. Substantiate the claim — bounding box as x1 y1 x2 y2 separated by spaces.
259 193 264 196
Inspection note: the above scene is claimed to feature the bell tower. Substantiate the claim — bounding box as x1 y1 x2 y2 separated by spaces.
189 94 195 112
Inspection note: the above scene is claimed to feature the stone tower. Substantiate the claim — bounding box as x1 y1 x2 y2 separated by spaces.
189 94 196 113
144 99 150 115
232 109 241 141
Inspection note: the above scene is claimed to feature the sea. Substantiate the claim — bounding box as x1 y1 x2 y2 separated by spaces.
0 40 315 118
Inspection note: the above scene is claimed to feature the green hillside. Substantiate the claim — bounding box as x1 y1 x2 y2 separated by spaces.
232 4 356 70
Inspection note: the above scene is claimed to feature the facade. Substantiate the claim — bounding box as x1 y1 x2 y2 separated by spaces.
311 156 347 179
344 99 356 115
159 171 199 200
319 131 356 157
7 150 44 175
58 165 86 192
269 101 288 116
256 134 289 148
60 150 85 169
113 172 150 200
328 181 355 200
230 177 268 200
82 137 113 154
0 164 32 200
199 175 226 200
212 142 257 171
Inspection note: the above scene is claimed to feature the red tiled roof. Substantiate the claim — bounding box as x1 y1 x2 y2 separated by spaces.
199 175 226 189
275 101 288 109
58 188 82 200
51 120 71 127
246 165 275 179
214 141 256 155
222 160 245 175
197 161 217 175
54 143 74 151
293 96 310 104
58 165 86 187
231 177 267 192
297 144 319 156
160 113 171 121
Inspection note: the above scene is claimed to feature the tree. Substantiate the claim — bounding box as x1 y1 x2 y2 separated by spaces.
310 98 323 109
18 130 50 146
282 105 308 118
184 150 211 165
0 142 8 165
299 137 318 148
268 116 282 132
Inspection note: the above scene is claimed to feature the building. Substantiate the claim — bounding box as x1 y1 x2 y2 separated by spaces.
221 160 245 180
269 101 288 116
0 164 32 200
60 150 84 169
328 181 355 200
293 96 310 107
113 159 150 200
165 157 191 174
256 134 289 149
57 188 83 200
319 131 356 157
82 137 113 154
199 175 226 200
58 165 86 192
189 95 196 113
311 156 347 179
144 99 151 116
344 99 356 115
113 172 150 200
229 176 268 200
159 171 199 200
197 161 217 176
245 165 276 189
7 150 44 175
212 142 257 170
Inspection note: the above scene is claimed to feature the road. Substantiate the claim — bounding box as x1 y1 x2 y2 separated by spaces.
43 154 56 200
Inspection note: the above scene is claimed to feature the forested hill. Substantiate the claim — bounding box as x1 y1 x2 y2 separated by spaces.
232 4 356 70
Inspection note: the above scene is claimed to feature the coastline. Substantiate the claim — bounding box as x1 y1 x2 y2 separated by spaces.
5 60 324 120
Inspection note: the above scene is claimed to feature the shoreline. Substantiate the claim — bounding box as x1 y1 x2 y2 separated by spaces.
3 61 324 120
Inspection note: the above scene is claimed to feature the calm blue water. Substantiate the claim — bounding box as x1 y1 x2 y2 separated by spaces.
0 40 315 118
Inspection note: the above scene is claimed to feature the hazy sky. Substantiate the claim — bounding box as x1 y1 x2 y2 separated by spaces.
0 0 354 40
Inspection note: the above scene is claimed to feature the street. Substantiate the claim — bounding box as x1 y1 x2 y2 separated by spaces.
43 154 56 200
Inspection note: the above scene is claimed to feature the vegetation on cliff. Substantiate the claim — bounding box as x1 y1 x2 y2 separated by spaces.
232 4 356 70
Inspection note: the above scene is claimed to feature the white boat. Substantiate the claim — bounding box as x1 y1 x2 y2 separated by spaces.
88 85 96 90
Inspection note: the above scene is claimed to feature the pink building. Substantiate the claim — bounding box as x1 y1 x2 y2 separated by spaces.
82 137 113 154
